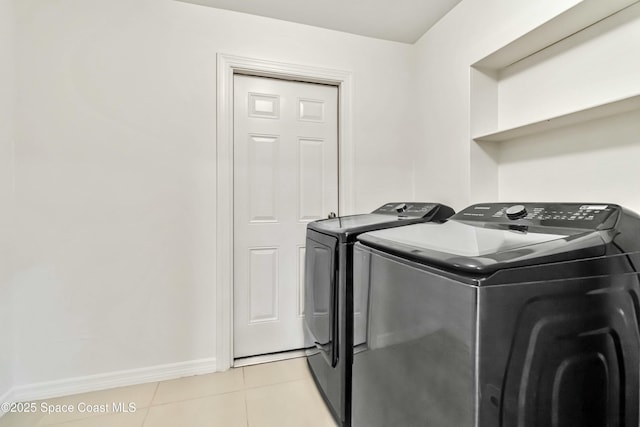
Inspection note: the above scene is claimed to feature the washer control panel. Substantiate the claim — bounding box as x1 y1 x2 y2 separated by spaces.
373 202 436 217
453 203 619 229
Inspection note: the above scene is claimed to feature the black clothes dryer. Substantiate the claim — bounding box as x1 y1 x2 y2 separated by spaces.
303 202 455 427
352 202 640 427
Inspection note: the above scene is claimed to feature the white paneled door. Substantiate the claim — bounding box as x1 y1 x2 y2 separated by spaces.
233 75 339 359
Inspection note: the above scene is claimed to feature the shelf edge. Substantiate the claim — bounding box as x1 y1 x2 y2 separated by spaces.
472 0 639 71
472 94 640 142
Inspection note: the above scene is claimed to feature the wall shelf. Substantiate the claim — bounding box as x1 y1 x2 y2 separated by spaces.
468 0 640 203
473 94 640 142
472 0 638 72
470 0 640 140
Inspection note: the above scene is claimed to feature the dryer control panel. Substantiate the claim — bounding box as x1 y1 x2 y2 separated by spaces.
373 202 437 217
453 203 620 230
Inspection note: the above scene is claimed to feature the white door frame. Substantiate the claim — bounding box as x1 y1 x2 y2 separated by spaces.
216 53 354 370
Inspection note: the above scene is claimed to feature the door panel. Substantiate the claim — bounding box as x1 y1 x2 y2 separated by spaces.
248 135 278 222
298 138 325 221
248 248 278 323
234 75 339 359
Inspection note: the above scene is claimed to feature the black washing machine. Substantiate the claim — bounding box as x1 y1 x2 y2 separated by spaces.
352 202 640 427
303 202 455 427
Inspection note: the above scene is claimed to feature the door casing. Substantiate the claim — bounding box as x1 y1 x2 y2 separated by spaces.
216 53 354 370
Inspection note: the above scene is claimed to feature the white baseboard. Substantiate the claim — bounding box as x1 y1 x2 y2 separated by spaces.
8 357 217 403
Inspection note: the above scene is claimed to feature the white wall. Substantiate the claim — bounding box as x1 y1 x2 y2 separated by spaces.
413 0 640 213
11 0 416 389
12 0 640 396
498 4 640 212
499 110 640 208
498 3 640 130
412 0 585 211
0 0 16 402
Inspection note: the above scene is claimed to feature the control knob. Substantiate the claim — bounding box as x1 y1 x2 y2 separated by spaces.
506 205 527 220
394 203 407 213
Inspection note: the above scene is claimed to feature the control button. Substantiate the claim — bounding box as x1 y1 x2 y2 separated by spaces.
394 203 407 213
506 205 527 220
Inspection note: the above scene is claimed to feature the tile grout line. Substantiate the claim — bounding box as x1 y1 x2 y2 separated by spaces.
244 375 312 392
36 384 160 427
38 364 316 426
146 387 245 409
140 383 160 427
41 364 311 424
242 367 250 427
36 407 143 427
141 367 310 407
36 405 112 427
145 378 306 410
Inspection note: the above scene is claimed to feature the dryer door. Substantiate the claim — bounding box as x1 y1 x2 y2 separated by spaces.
304 230 339 367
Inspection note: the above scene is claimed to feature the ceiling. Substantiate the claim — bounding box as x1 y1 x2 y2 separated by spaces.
176 0 464 44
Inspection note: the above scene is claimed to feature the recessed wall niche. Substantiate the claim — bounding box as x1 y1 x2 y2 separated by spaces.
469 0 640 202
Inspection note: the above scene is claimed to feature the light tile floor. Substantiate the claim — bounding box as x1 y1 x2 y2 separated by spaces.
0 358 337 427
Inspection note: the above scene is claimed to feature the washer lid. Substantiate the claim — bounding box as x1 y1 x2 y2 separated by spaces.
309 214 416 235
307 202 454 241
357 219 610 275
360 220 593 255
